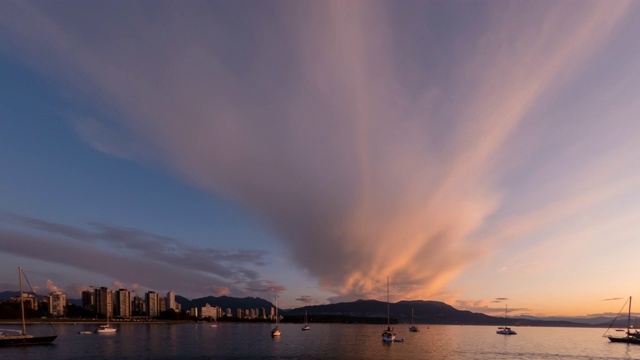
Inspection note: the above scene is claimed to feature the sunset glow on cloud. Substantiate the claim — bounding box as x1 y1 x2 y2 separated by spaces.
1 0 640 316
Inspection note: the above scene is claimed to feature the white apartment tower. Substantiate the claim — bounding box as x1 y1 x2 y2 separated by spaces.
167 291 176 311
145 291 160 317
48 291 66 317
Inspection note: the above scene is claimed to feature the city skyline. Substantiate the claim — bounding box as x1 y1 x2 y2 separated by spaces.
2 1 640 317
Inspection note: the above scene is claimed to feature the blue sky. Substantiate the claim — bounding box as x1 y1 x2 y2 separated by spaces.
2 0 640 316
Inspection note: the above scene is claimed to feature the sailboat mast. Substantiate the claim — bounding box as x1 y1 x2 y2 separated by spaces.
387 277 390 327
18 266 26 335
628 296 632 334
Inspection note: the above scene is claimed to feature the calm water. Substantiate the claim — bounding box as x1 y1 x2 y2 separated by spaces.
2 323 640 359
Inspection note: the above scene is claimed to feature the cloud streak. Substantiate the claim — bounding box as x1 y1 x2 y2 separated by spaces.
0 0 637 305
0 212 278 298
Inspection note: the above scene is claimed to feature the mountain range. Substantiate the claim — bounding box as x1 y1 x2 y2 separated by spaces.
0 290 631 327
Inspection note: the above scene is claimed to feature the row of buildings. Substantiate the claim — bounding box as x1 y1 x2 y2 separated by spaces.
8 291 67 317
7 287 279 321
81 288 181 318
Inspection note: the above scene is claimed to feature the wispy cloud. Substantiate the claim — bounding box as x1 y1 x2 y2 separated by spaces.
0 212 277 298
295 295 315 304
0 0 636 305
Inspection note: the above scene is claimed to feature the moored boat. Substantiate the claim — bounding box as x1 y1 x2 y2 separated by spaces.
301 311 310 331
496 304 517 335
382 277 396 342
605 296 640 344
409 308 419 332
271 294 281 337
0 267 57 346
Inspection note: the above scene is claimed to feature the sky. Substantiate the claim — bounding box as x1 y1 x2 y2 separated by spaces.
1 0 640 317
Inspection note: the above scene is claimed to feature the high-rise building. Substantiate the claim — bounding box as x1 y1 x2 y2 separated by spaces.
145 291 160 317
10 293 39 311
114 289 131 318
48 291 66 317
167 291 176 311
132 296 145 315
159 297 166 313
201 303 216 318
81 290 95 312
95 287 112 317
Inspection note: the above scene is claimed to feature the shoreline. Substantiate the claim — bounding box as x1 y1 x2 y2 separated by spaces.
0 319 197 325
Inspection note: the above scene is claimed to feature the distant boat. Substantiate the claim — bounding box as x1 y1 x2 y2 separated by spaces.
606 296 640 344
211 316 218 328
382 277 396 342
301 311 310 331
409 308 419 332
0 267 58 346
496 304 517 335
271 294 281 337
96 312 116 334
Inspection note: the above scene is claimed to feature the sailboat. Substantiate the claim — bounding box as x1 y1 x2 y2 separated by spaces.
496 304 517 335
382 277 396 342
271 294 281 337
606 296 640 344
301 310 310 331
96 309 116 333
409 308 419 332
0 267 57 346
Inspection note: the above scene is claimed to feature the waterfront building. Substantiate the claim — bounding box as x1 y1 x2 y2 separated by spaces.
167 291 176 311
10 293 38 311
95 287 112 317
132 295 145 315
82 290 95 312
201 303 216 318
146 291 160 317
159 297 166 313
115 289 131 318
48 291 66 317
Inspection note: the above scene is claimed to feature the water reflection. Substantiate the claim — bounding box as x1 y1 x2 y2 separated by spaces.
1 323 639 359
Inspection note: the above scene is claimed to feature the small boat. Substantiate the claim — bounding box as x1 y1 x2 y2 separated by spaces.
496 326 517 335
496 304 517 335
0 267 58 346
409 308 419 332
96 324 116 334
382 277 396 342
301 311 310 331
96 312 116 334
77 331 93 335
606 296 640 344
271 294 281 337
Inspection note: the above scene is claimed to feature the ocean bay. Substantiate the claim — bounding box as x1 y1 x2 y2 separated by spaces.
2 323 640 359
